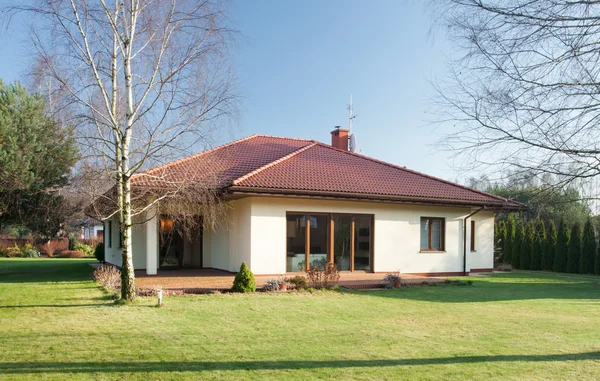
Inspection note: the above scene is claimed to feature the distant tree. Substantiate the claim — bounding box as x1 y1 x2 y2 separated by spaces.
0 80 78 235
567 221 582 274
531 218 545 271
521 221 535 271
554 218 570 273
511 220 525 269
544 220 557 271
504 216 515 264
580 218 597 275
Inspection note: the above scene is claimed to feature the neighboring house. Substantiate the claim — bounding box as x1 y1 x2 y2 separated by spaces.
78 217 104 241
102 129 522 276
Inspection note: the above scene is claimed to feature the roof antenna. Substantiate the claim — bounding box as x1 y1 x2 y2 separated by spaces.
348 93 357 152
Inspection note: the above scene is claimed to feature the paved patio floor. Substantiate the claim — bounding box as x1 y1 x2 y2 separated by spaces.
133 268 447 293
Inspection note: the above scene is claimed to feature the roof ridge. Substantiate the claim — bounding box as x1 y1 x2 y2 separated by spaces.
312 142 519 205
232 141 317 185
252 134 315 143
134 134 260 179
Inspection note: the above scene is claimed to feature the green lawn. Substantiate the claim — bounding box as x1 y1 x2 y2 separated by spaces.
0 259 599 380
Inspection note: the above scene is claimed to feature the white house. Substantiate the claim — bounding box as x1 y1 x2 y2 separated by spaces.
102 129 522 276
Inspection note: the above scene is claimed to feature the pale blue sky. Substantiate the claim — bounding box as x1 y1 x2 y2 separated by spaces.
0 1 456 180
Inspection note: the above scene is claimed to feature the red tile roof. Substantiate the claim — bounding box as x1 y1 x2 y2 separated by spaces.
133 135 523 209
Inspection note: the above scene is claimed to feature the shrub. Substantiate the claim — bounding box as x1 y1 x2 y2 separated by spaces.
383 271 402 289
306 262 340 288
531 218 545 271
504 216 515 264
0 244 6 258
554 217 570 273
580 218 597 275
567 221 582 274
57 250 84 258
285 275 307 290
21 244 39 258
544 220 557 271
231 262 256 293
68 235 78 251
263 278 282 292
92 264 121 291
520 221 535 270
511 220 525 269
75 243 94 257
5 244 22 258
94 242 105 263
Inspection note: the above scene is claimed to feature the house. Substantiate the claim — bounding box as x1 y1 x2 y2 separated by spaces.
102 128 522 276
77 217 104 241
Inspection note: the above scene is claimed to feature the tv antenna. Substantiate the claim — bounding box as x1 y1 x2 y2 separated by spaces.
348 94 357 152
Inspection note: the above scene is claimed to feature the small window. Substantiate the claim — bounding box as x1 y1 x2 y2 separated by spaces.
107 221 112 248
470 220 476 251
420 217 445 251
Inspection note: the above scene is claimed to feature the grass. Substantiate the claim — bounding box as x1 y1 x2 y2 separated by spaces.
0 259 599 380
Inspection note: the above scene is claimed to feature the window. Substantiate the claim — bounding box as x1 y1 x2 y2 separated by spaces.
286 212 373 272
420 217 445 251
470 220 476 251
107 221 112 248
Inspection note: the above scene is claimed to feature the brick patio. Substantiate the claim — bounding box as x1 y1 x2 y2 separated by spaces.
133 268 447 293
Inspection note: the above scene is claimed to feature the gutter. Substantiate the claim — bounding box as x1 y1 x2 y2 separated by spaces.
463 207 485 276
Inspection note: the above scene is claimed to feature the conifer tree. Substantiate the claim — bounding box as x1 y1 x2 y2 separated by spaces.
531 218 545 271
544 220 557 271
511 220 525 269
504 216 515 264
521 221 535 270
496 221 507 264
580 218 597 274
554 217 570 273
567 221 582 273
595 246 600 275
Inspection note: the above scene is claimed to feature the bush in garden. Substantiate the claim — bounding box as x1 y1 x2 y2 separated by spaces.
511 220 525 269
554 217 570 273
0 244 6 258
580 218 597 275
231 262 256 293
75 243 94 257
92 264 121 291
531 218 545 271
306 262 340 288
494 221 506 266
285 275 308 290
68 235 78 251
520 221 535 270
5 244 22 258
383 271 402 289
21 244 39 258
567 221 582 274
595 247 600 275
94 242 105 263
263 278 282 292
544 220 557 271
57 250 84 258
504 216 515 264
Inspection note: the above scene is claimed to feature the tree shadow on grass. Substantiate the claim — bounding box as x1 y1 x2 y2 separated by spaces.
357 273 600 303
0 352 598 374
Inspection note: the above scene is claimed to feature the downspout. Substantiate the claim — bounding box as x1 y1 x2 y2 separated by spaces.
463 207 485 276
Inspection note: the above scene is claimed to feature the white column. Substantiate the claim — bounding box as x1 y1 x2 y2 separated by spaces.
146 205 159 275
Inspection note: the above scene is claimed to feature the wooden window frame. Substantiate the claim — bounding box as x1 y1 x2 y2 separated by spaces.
470 220 476 252
286 212 374 272
420 217 446 252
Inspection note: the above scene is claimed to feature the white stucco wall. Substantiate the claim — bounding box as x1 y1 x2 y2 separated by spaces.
245 196 494 275
103 215 148 270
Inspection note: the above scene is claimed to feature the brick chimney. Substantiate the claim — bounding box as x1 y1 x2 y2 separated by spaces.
331 127 349 151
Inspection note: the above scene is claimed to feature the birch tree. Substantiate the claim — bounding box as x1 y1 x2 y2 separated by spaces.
430 1 600 192
7 0 236 301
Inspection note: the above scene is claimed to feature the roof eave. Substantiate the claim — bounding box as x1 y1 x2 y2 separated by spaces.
227 186 526 210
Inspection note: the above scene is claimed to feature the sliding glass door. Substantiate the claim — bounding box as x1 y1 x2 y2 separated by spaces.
286 212 373 272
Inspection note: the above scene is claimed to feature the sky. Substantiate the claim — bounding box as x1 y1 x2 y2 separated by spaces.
0 0 457 181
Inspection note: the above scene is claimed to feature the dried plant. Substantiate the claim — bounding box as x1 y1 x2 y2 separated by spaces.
92 264 121 292
306 263 340 289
